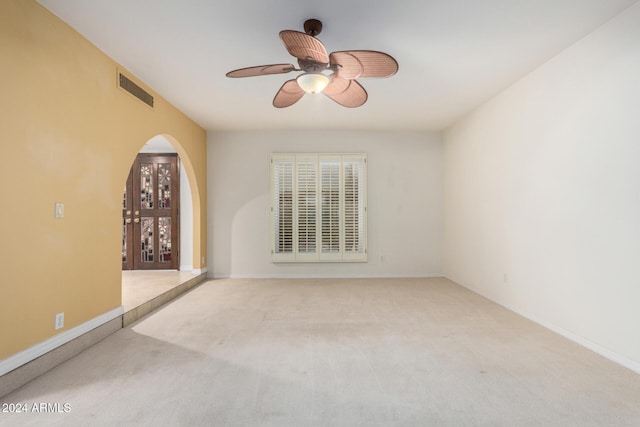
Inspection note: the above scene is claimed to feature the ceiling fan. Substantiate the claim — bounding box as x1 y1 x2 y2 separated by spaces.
226 19 398 108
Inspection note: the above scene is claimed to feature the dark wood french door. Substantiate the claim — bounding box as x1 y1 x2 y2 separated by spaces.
122 153 180 270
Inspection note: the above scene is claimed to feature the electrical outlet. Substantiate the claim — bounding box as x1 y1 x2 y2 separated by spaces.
55 312 64 330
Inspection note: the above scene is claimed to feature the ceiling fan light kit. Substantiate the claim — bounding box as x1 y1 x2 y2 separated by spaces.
226 19 398 108
296 72 331 94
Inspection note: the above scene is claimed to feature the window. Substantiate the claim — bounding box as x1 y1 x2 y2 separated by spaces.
271 153 367 262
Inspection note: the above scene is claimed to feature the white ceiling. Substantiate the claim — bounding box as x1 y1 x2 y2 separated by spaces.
38 0 637 132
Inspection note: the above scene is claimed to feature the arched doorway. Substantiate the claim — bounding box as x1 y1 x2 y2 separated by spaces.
122 152 180 270
121 134 200 315
122 135 193 270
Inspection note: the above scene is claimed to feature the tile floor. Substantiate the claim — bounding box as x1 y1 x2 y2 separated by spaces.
121 270 202 312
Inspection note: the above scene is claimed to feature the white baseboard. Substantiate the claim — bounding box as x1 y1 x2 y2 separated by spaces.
181 266 209 275
522 310 640 375
211 273 443 279
445 275 640 375
0 306 123 377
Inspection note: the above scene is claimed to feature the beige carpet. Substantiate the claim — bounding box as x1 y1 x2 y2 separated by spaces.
2 277 639 426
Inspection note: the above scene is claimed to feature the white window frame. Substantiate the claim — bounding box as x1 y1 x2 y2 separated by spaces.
270 153 367 263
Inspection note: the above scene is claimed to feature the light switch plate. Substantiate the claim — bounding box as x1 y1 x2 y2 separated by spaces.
54 202 64 218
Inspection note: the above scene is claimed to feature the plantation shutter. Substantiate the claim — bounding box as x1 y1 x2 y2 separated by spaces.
343 156 366 260
320 156 341 261
271 156 294 261
296 157 318 260
271 153 367 262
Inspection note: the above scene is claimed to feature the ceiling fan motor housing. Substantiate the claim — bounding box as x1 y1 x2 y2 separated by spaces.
298 58 330 73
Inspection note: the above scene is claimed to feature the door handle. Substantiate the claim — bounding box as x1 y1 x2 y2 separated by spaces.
134 218 140 223
125 218 132 224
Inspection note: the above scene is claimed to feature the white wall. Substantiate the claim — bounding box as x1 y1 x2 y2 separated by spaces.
208 130 442 278
179 162 194 271
443 2 640 371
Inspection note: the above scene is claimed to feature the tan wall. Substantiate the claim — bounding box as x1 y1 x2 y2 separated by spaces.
0 0 207 359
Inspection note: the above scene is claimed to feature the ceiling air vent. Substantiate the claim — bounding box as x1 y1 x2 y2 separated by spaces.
118 72 154 108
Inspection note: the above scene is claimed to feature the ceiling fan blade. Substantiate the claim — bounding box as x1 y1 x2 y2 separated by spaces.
330 50 398 79
273 79 305 108
226 64 296 78
279 30 329 64
323 76 368 108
